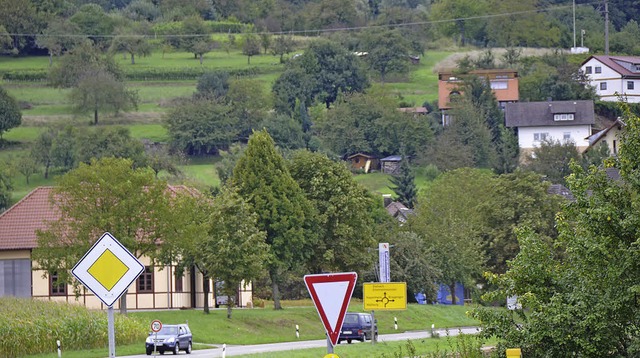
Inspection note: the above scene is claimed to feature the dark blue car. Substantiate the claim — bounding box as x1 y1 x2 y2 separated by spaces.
338 312 378 344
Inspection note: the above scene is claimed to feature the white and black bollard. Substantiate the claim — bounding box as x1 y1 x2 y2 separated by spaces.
431 324 435 336
296 324 300 339
56 340 61 358
394 317 398 330
222 343 226 358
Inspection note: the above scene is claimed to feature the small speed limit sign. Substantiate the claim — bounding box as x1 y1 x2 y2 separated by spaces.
151 319 162 333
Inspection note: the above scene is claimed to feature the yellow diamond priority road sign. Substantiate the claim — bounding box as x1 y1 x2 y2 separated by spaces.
72 232 145 307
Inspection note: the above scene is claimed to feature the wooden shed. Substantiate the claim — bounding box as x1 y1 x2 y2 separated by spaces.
381 155 402 174
347 153 379 173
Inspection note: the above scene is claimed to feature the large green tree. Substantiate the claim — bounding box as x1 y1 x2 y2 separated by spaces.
229 130 315 310
164 98 237 155
194 187 268 319
0 85 21 141
0 161 12 212
288 150 377 274
523 139 580 186
360 28 411 83
33 157 178 314
472 105 640 356
36 18 83 66
430 0 487 46
407 168 496 304
109 21 152 65
273 39 368 111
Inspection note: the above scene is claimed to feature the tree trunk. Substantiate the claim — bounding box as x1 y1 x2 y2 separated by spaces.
203 274 210 314
44 162 50 179
199 54 203 65
94 108 99 125
247 56 251 64
130 53 135 65
226 297 233 319
457 20 466 46
270 269 282 310
48 53 53 67
119 291 128 314
449 283 457 305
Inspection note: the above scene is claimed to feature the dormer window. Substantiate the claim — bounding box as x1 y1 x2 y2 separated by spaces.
635 64 640 72
554 113 574 121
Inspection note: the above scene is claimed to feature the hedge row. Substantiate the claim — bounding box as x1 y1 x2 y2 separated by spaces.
1 66 266 82
152 20 252 35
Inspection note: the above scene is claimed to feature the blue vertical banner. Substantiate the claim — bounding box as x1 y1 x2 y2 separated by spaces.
379 243 390 283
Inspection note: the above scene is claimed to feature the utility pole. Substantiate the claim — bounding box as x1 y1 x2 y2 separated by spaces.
604 0 609 55
573 0 576 49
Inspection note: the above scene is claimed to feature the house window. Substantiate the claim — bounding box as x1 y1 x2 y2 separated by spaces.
50 271 66 296
534 133 549 142
563 132 571 140
600 82 607 90
490 81 508 90
585 66 592 74
595 66 602 74
175 271 183 293
628 81 635 90
137 266 153 293
554 113 575 121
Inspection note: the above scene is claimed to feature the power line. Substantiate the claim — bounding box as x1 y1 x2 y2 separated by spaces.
0 1 602 39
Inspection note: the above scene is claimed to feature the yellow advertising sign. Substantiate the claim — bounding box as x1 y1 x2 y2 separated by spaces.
363 282 407 310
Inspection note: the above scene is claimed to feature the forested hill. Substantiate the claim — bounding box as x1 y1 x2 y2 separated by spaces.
1 0 639 57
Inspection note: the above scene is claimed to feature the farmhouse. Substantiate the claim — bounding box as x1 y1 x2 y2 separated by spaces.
580 55 640 103
0 186 252 310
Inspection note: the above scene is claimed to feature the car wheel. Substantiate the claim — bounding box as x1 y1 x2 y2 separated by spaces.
146 348 152 355
160 351 165 355
186 341 192 354
173 342 180 355
347 339 352 344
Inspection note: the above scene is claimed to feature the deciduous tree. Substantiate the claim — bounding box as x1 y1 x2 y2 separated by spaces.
230 130 315 310
33 157 178 314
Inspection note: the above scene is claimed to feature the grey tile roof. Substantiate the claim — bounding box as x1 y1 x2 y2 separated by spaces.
505 100 595 128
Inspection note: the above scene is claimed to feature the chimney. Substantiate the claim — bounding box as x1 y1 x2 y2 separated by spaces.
382 194 393 208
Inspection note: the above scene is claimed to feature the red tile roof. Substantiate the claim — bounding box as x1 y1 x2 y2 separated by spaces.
588 55 640 78
0 185 199 251
0 187 59 250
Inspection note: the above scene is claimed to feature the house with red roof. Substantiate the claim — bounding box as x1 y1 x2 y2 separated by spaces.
580 55 640 103
0 186 252 310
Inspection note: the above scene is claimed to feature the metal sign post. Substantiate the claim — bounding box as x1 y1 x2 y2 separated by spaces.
108 306 115 357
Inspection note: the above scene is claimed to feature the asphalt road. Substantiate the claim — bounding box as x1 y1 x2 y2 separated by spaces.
121 327 481 358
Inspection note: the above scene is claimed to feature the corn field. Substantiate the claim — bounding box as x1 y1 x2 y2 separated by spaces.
0 297 147 357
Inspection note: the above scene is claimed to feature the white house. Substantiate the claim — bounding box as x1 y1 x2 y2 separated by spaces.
505 100 595 157
580 55 640 103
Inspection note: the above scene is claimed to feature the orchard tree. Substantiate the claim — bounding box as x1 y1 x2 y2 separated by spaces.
0 162 12 212
0 85 21 141
288 150 377 274
523 139 580 186
242 32 261 64
230 130 315 310
48 41 123 88
69 70 138 125
33 157 179 314
36 19 83 66
164 98 237 155
109 22 152 65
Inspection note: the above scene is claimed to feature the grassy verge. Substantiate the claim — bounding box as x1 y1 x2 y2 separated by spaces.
25 300 484 358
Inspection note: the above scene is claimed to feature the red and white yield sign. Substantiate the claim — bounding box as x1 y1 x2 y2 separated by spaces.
304 272 357 346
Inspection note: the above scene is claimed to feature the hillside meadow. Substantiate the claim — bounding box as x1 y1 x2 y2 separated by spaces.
0 46 454 204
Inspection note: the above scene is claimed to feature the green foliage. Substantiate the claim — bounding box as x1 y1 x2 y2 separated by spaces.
360 28 411 83
230 130 315 309
69 70 139 125
0 160 12 211
195 187 269 318
407 168 496 303
164 98 237 155
242 32 261 64
0 297 146 357
389 155 417 209
523 139 580 185
33 158 177 312
48 42 124 88
288 150 377 274
0 85 21 140
195 70 230 99
472 105 640 356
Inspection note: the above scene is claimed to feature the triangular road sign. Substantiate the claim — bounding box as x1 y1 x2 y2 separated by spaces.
304 272 358 346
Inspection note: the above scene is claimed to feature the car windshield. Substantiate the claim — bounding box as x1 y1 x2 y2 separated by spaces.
344 314 359 324
158 326 178 335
